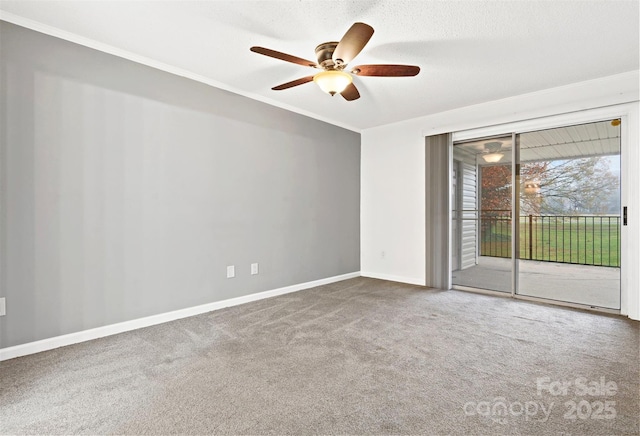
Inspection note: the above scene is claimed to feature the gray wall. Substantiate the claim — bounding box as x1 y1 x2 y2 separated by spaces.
0 22 361 348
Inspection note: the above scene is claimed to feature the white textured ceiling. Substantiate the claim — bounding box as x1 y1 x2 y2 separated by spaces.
1 0 638 131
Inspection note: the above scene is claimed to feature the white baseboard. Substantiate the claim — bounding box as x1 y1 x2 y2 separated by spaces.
360 271 426 287
0 272 361 361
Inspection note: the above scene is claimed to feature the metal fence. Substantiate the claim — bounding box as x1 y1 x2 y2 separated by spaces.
478 212 621 267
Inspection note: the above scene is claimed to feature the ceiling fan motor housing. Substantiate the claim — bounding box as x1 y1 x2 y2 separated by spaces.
315 42 341 69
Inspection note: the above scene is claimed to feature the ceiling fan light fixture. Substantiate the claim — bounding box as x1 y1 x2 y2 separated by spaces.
524 180 541 195
313 70 352 96
482 152 504 163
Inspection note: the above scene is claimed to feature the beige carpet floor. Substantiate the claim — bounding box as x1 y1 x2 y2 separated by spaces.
1 277 638 435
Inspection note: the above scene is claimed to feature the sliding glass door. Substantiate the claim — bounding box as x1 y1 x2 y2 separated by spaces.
515 121 621 309
452 135 513 293
451 120 621 310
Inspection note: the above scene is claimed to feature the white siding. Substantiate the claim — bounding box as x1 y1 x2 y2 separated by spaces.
461 161 478 269
453 147 478 270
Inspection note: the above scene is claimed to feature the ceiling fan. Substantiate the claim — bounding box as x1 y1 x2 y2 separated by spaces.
481 141 505 163
250 22 420 101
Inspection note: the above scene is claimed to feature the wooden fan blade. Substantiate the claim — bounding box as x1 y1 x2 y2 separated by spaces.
272 75 315 90
332 22 374 65
351 64 420 77
250 46 318 68
340 83 360 101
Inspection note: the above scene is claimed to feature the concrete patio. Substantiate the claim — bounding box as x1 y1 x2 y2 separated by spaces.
452 256 620 309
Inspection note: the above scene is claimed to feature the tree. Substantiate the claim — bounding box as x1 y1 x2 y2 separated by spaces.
480 165 511 218
520 157 619 215
481 156 619 216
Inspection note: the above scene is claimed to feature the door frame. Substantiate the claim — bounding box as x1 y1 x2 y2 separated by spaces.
450 103 637 316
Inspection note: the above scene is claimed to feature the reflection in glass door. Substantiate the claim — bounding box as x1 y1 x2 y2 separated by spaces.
451 136 513 293
516 120 621 309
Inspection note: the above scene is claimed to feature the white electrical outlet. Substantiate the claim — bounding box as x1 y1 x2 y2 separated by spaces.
226 265 235 278
251 263 259 275
0 297 5 316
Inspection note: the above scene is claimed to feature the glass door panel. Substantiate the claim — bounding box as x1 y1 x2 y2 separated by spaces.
516 120 621 309
452 136 513 293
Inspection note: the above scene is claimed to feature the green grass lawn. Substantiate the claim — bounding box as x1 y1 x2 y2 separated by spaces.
480 218 620 267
